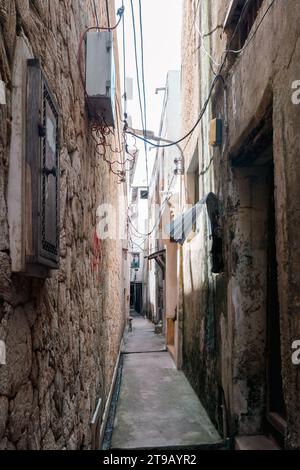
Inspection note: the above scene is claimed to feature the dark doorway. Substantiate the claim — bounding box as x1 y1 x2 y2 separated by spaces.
231 104 286 445
130 282 142 313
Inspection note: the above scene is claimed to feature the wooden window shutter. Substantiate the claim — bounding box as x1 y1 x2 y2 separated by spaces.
26 59 60 272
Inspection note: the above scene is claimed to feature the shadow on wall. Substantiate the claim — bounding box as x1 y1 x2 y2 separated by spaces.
144 302 155 323
182 272 228 437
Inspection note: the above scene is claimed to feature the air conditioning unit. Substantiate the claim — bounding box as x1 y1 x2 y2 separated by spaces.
85 31 116 127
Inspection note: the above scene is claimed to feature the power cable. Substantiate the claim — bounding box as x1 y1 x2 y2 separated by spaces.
128 174 175 238
121 0 127 116
228 0 276 54
124 11 219 231
218 0 251 74
138 0 149 187
129 235 146 251
126 0 276 150
129 0 146 136
77 7 133 183
192 0 221 71
127 73 223 148
92 0 100 29
127 0 276 240
105 0 111 29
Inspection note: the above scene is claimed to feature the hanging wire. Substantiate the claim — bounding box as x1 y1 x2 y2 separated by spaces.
129 0 146 137
121 0 127 118
138 0 149 187
92 0 100 29
128 174 175 238
126 0 277 239
77 7 134 183
227 0 276 54
126 0 276 151
105 0 111 29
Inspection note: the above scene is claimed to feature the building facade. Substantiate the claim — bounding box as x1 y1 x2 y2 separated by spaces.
129 185 148 314
179 0 300 449
0 0 128 449
145 70 183 365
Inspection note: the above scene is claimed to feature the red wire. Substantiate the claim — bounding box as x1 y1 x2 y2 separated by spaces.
77 18 136 183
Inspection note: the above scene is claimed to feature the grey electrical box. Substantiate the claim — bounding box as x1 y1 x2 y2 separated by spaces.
85 31 116 127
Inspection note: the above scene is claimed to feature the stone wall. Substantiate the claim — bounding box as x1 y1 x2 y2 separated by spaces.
181 0 300 448
180 0 228 431
0 0 128 449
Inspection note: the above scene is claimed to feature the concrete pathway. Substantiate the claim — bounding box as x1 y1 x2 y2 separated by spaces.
111 315 222 449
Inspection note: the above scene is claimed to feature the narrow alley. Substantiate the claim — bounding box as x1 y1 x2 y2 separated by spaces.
108 312 222 450
0 0 300 462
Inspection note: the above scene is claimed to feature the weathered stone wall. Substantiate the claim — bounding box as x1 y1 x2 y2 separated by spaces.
180 0 230 431
224 0 300 448
181 0 300 448
0 0 128 449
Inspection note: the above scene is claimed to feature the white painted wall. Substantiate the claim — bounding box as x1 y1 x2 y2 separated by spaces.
129 186 148 284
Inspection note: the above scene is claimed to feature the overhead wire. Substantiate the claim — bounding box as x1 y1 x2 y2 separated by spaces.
129 0 146 137
129 232 146 251
138 0 149 187
128 0 150 188
127 0 277 241
105 0 111 29
128 174 175 239
217 0 251 74
127 72 224 149
227 0 276 54
126 0 204 240
77 6 133 183
77 7 124 91
126 0 276 151
121 0 127 117
92 0 100 29
119 2 140 176
121 2 138 173
192 0 221 71
81 0 275 189
127 0 248 149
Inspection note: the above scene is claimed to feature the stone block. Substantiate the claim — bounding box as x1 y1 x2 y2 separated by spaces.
8 381 33 443
2 0 16 61
41 428 58 450
16 432 28 449
59 228 67 259
0 166 8 251
0 252 11 303
36 351 55 403
0 306 32 397
27 397 41 450
0 437 16 450
39 390 51 439
16 0 30 25
0 395 8 440
24 301 37 328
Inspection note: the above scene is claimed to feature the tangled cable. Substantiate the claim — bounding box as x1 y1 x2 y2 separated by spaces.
90 111 137 183
77 6 137 183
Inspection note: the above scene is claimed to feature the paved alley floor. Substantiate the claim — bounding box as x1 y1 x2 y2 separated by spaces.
111 315 222 449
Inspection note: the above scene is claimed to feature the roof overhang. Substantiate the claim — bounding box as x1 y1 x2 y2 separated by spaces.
165 193 219 245
146 249 166 271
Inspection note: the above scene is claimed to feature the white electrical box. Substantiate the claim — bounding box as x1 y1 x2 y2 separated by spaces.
85 31 116 127
125 77 133 100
